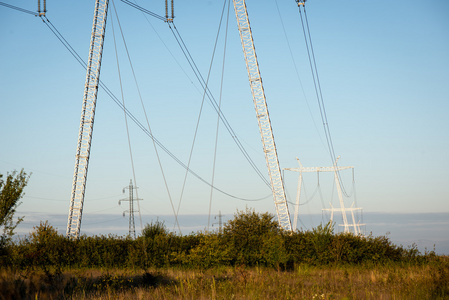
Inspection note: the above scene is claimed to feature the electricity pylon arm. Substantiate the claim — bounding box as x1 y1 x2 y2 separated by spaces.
67 0 109 238
284 157 355 233
232 0 292 231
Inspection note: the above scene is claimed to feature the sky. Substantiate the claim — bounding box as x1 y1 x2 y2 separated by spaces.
1 0 448 237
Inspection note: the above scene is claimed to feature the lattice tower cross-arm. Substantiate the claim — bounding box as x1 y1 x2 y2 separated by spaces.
232 0 292 231
66 0 109 238
284 157 354 233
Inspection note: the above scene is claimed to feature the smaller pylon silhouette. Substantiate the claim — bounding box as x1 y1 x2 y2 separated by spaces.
119 179 142 239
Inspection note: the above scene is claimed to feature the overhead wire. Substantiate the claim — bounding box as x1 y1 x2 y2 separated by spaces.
82 216 124 225
297 3 353 198
40 16 87 68
0 0 345 211
352 168 357 207
110 0 147 233
121 0 272 195
9 1 359 230
86 205 121 214
297 6 335 162
119 0 165 21
24 196 65 202
8 2 274 240
112 0 191 235
273 0 324 148
168 0 230 231
132 1 202 98
287 183 320 207
0 2 38 16
173 30 214 222
37 11 269 203
111 0 272 199
24 194 122 202
168 22 271 188
351 168 363 232
128 0 187 234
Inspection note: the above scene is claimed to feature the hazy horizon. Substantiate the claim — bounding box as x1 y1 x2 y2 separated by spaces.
14 211 449 255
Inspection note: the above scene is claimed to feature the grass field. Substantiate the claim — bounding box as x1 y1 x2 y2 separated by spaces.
1 259 448 299
1 211 448 299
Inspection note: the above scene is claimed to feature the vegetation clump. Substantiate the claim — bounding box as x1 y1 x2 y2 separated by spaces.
0 170 29 267
1 207 435 272
1 172 446 298
0 170 29 244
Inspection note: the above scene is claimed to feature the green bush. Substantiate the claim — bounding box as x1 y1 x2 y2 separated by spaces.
142 220 169 240
188 232 232 268
139 221 171 268
222 208 283 266
0 210 434 271
0 170 29 266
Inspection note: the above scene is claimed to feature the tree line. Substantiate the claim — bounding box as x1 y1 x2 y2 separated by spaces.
0 170 431 271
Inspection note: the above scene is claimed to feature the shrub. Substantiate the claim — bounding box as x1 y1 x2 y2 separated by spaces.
0 210 435 270
140 221 171 268
142 220 169 240
0 170 29 244
222 208 284 266
188 232 232 268
0 170 29 266
14 221 67 270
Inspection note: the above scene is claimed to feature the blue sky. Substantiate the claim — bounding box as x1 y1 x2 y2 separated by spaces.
1 0 448 234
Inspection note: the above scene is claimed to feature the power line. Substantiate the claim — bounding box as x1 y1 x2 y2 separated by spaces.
175 0 230 225
0 2 38 16
208 0 231 231
297 3 352 197
274 0 324 146
115 2 183 233
119 0 165 21
110 0 146 233
168 22 270 187
39 15 268 202
112 0 271 190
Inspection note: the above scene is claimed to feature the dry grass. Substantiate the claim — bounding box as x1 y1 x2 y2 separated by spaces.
1 262 448 299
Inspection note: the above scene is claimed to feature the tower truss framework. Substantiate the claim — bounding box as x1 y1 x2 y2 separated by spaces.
284 157 364 235
232 0 292 231
67 0 109 238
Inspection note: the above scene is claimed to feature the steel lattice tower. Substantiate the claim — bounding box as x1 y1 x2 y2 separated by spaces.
284 157 364 234
232 0 292 231
67 0 109 238
119 180 142 239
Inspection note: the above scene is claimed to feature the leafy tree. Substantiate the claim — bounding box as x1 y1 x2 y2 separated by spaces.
223 207 283 266
0 169 29 245
29 220 60 245
223 207 281 238
28 220 64 268
188 232 232 268
141 220 171 267
142 220 169 240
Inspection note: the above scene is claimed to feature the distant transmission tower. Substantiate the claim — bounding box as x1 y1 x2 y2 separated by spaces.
212 211 224 234
119 179 142 239
284 157 364 235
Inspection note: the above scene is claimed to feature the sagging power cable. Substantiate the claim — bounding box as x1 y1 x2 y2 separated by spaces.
120 0 165 21
274 0 324 148
122 0 271 189
208 0 231 231
0 1 38 16
168 22 271 188
176 0 230 225
111 0 182 233
39 15 269 202
110 0 145 232
297 2 353 197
